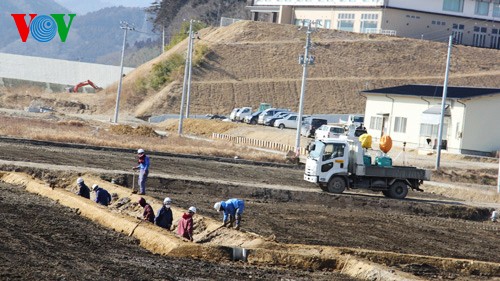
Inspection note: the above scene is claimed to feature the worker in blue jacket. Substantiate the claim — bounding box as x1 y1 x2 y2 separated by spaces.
92 184 112 206
213 198 245 230
155 197 173 230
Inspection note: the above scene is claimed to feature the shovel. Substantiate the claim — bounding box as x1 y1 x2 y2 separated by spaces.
131 172 137 194
196 225 224 244
128 219 142 236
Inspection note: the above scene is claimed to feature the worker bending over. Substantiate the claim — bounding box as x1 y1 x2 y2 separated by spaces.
76 177 90 199
214 198 245 230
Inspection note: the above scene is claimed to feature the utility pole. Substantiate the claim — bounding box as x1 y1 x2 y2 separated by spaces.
162 26 165 53
178 20 193 134
436 35 453 170
113 21 134 124
295 20 316 156
185 25 196 118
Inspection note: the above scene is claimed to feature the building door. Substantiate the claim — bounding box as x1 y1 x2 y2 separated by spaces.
491 28 500 49
381 116 389 137
473 26 487 47
452 23 464 44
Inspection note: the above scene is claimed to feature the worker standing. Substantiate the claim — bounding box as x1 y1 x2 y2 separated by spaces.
155 197 173 230
214 198 245 230
92 184 112 206
138 197 155 223
177 206 196 241
76 177 90 199
133 148 150 195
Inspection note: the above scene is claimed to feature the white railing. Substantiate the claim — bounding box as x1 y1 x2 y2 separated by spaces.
220 17 244 27
364 28 397 36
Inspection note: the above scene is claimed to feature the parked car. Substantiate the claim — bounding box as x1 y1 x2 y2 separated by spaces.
207 114 227 120
274 114 308 129
257 108 289 125
235 107 252 122
244 111 262 125
339 114 365 129
301 117 328 138
314 125 345 140
229 108 241 121
264 112 290 126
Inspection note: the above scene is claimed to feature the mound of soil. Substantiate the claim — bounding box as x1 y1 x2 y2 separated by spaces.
109 124 159 137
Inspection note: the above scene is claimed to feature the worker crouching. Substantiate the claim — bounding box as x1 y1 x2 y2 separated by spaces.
138 197 155 223
177 206 196 241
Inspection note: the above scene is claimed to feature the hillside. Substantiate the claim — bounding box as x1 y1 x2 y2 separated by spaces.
99 21 500 117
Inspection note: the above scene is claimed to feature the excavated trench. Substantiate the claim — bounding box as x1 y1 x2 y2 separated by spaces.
1 169 499 280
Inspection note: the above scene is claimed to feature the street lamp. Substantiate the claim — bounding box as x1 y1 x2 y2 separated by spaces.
113 21 134 124
294 20 316 156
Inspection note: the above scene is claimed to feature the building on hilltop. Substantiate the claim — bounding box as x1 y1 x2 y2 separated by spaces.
246 0 500 49
361 84 500 156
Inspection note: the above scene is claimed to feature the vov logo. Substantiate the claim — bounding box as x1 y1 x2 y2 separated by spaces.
11 14 76 43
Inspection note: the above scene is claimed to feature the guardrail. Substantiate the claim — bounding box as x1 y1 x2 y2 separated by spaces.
212 133 307 155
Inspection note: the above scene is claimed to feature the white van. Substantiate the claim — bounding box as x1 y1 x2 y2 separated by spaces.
229 108 241 121
315 125 345 140
235 107 252 122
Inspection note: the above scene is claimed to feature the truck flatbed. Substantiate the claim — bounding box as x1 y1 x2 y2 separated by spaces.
363 165 430 181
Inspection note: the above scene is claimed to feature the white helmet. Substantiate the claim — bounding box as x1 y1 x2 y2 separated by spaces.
213 202 222 212
188 206 197 213
92 184 99 191
76 177 84 184
163 197 172 205
137 148 145 154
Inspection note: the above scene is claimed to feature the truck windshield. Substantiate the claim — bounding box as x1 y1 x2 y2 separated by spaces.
308 141 325 160
353 116 364 123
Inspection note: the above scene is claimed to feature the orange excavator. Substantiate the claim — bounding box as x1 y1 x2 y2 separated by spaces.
67 80 103 93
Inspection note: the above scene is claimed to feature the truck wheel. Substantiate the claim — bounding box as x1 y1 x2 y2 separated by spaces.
382 190 391 197
388 182 408 199
278 124 285 129
327 177 346 194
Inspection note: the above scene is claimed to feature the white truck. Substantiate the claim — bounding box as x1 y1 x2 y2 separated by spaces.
339 114 364 129
304 137 431 199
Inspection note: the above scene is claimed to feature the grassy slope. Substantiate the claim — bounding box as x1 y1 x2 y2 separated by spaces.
99 21 500 117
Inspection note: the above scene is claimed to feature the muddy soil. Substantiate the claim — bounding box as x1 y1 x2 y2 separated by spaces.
1 139 499 280
0 182 355 281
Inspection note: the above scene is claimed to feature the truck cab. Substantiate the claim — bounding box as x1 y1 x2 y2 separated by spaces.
304 137 431 199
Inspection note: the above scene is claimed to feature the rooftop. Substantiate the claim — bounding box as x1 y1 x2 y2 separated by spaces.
362 84 500 99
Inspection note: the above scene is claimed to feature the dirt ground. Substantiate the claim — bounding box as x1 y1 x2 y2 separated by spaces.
0 181 357 280
0 138 499 280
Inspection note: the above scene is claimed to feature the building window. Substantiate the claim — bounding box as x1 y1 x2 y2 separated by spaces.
324 20 331 29
491 28 500 49
494 0 500 17
370 116 383 130
394 117 407 133
420 123 448 137
360 13 378 33
473 26 487 47
338 13 355 32
452 23 465 44
443 0 464 12
475 0 490 16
